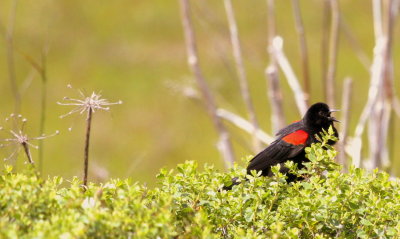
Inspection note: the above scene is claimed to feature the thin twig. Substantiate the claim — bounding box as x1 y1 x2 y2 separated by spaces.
321 0 330 97
377 0 395 168
291 0 310 101
352 38 386 168
352 0 387 167
326 0 340 108
16 47 50 173
266 0 286 132
265 65 285 132
83 108 93 187
6 0 20 114
372 0 383 40
216 108 274 145
38 53 47 173
365 0 395 169
271 36 308 116
223 0 261 152
179 0 235 168
338 78 352 172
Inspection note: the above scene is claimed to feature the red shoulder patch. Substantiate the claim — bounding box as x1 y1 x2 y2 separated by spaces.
282 130 308 145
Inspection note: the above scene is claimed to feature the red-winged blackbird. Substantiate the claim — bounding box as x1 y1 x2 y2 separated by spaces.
224 102 339 189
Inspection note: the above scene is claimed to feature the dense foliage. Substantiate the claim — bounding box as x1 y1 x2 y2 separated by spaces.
1 129 400 238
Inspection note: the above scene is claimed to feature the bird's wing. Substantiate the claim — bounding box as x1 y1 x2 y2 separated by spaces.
247 129 309 173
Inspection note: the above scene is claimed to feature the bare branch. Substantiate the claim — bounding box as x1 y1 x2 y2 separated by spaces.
271 36 308 116
291 0 310 100
326 0 340 108
266 0 286 132
352 38 386 167
265 65 285 133
216 108 273 145
179 0 235 168
223 0 261 152
321 0 330 98
352 0 389 168
6 0 20 114
338 78 352 172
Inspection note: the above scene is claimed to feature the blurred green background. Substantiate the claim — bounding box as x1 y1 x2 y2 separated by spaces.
0 0 399 185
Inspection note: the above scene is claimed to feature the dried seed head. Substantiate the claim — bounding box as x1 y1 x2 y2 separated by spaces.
0 114 59 162
58 87 122 118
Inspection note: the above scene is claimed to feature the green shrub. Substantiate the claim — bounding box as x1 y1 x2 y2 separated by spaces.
1 129 400 238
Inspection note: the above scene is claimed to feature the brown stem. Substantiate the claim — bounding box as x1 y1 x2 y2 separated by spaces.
326 0 340 108
291 0 310 101
38 51 48 174
22 142 34 164
266 65 285 133
272 37 308 116
321 0 330 97
223 0 261 152
179 0 235 167
83 108 93 187
338 78 352 172
6 0 20 114
266 0 286 130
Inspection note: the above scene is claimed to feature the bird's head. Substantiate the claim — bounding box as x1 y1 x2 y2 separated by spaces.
303 102 339 129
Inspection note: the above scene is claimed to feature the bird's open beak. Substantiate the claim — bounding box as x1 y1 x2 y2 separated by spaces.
328 116 340 123
329 109 340 113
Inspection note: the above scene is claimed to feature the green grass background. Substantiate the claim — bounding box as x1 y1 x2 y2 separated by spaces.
0 0 399 185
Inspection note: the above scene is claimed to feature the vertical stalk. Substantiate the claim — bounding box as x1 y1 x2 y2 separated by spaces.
223 0 261 152
272 37 308 116
326 0 340 108
266 0 286 132
38 52 48 174
6 0 21 114
266 66 285 133
338 78 352 172
291 0 310 100
83 108 93 187
321 0 330 99
179 0 235 168
22 142 33 164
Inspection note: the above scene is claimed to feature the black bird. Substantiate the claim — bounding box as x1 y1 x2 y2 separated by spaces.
225 102 339 189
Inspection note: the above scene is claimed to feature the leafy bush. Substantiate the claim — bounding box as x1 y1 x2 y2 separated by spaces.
1 130 400 238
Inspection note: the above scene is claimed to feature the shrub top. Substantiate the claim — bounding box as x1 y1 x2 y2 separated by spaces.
1 129 399 238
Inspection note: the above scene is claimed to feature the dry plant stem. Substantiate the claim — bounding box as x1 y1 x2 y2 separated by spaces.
368 0 394 169
217 108 274 145
22 142 34 164
179 0 235 168
321 0 330 95
373 0 383 39
338 78 352 172
326 0 340 108
353 0 388 167
223 0 261 152
271 37 308 116
83 108 93 187
353 39 385 167
266 0 286 131
266 66 285 132
38 53 48 174
6 0 21 114
376 0 395 168
291 0 310 100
